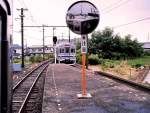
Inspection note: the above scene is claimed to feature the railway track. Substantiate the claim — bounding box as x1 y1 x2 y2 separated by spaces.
12 61 51 113
13 60 50 87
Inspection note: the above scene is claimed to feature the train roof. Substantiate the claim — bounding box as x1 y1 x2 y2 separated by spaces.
56 42 76 47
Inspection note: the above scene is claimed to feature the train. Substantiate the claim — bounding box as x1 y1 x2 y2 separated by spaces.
56 42 76 64
0 0 12 113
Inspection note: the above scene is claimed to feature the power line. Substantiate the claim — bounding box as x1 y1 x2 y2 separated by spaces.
24 34 42 40
113 17 150 28
22 0 38 25
22 1 38 25
101 0 124 12
103 0 131 14
24 28 43 32
17 0 38 25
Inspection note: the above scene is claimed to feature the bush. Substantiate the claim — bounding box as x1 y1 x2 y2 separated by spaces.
44 54 54 60
88 54 99 65
132 63 143 68
101 59 116 68
144 51 150 56
113 61 131 75
13 58 21 64
76 49 82 64
29 55 35 63
98 58 104 64
35 55 43 62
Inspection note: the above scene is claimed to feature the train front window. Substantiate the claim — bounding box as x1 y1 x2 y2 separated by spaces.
71 48 75 53
66 47 70 53
60 48 64 53
62 49 64 53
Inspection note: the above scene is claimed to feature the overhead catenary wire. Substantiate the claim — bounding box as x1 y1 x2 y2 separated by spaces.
103 0 131 14
101 0 124 12
21 0 38 25
112 16 150 28
16 0 38 25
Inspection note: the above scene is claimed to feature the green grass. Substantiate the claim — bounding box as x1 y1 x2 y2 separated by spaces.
127 56 150 66
99 56 150 68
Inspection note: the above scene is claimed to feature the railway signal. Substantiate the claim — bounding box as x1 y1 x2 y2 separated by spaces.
53 36 57 45
53 36 57 64
66 1 100 98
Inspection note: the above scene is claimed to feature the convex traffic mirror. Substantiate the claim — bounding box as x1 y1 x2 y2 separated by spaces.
66 1 100 35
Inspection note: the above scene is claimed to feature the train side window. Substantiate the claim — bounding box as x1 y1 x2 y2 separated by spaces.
71 48 75 53
38 48 42 51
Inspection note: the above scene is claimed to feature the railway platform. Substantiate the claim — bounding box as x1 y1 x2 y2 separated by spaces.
42 64 150 113
144 70 150 84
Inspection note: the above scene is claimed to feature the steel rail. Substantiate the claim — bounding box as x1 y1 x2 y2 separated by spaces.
13 60 50 91
17 63 49 113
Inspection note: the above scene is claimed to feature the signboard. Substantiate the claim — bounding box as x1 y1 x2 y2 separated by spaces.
81 46 87 54
81 35 87 53
81 35 87 47
66 1 100 35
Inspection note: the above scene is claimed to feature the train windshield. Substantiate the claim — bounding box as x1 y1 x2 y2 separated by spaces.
65 47 70 53
60 48 64 53
71 48 75 53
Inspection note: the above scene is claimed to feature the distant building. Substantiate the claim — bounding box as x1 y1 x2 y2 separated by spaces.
26 45 53 55
12 44 53 58
142 42 150 51
12 44 22 58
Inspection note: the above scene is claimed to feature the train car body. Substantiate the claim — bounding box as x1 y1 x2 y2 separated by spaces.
0 0 12 113
56 42 76 64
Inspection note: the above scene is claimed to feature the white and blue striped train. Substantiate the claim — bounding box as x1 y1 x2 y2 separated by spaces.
56 42 76 64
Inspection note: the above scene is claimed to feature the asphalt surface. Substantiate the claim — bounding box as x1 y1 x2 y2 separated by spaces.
42 64 150 113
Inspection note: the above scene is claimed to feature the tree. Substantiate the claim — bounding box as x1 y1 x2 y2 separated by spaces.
89 27 144 59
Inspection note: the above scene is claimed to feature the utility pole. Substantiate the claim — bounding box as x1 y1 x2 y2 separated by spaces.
53 27 56 37
61 33 63 39
17 8 28 68
43 25 45 61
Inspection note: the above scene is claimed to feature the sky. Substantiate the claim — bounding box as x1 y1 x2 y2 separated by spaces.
13 0 150 46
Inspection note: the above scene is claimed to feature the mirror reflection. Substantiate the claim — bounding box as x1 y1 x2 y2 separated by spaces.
66 1 99 35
